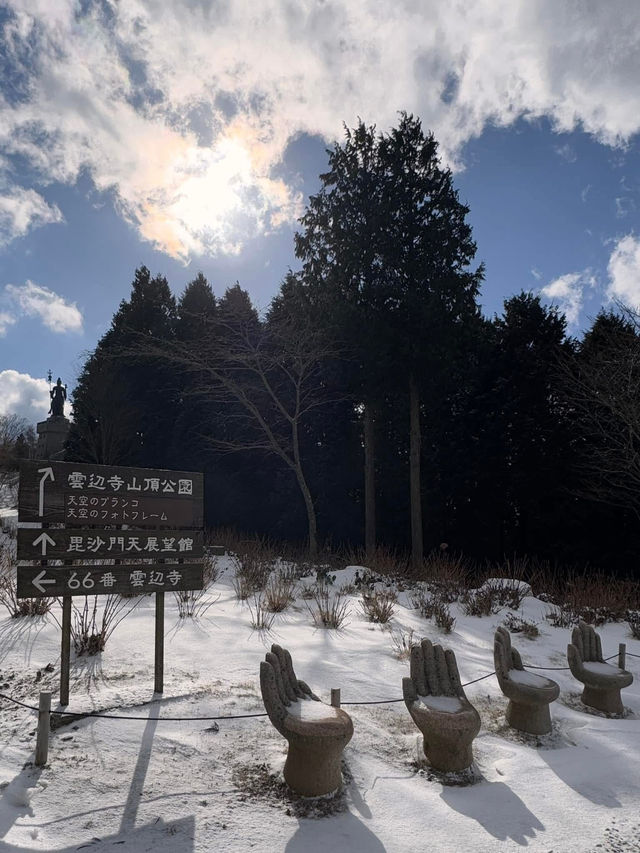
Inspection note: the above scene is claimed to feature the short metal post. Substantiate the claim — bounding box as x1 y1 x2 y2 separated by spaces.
35 691 51 767
619 643 626 670
330 688 341 708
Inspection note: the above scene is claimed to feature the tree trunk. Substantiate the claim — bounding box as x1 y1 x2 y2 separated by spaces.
295 468 318 560
364 403 376 558
409 373 423 569
291 422 318 559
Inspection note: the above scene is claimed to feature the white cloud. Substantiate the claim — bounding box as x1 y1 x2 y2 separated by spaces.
530 267 542 281
0 370 49 420
0 187 63 246
2 1 640 259
554 143 576 163
541 271 596 327
606 234 640 306
0 311 17 336
4 281 83 333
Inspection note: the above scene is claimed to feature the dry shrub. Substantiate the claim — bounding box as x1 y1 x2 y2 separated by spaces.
545 602 575 628
345 545 409 580
360 589 396 623
420 551 470 602
306 588 350 629
628 611 640 639
461 587 499 617
247 593 276 632
433 600 456 633
0 542 52 618
65 594 141 656
230 540 274 599
174 555 220 618
462 579 526 616
390 627 416 659
410 589 455 633
502 612 539 638
264 574 296 612
539 571 639 627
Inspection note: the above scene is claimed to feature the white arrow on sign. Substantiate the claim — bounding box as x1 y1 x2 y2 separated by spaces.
37 466 55 517
32 570 56 594
32 532 56 556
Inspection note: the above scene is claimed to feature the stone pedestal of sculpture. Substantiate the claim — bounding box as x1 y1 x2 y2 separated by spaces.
260 644 353 797
35 416 69 460
567 621 633 715
403 638 481 772
494 627 559 735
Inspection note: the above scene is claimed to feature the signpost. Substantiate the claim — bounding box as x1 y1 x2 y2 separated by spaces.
17 460 205 704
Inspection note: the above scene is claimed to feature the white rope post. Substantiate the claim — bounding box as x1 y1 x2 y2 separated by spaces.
35 691 51 767
330 688 341 708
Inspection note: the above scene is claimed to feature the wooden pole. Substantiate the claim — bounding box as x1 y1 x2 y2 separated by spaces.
35 691 51 766
154 590 164 693
618 643 626 670
60 595 71 706
330 688 341 708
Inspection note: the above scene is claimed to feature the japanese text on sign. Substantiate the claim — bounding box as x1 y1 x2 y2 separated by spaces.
66 471 193 495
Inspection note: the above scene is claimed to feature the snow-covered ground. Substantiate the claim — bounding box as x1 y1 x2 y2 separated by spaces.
0 558 638 852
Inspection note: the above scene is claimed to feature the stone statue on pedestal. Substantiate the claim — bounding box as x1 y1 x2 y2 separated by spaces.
49 377 67 418
36 372 70 459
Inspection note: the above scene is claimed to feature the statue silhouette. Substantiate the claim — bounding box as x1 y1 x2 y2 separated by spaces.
49 377 67 417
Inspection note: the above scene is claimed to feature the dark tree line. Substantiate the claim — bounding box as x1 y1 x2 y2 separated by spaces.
66 116 640 576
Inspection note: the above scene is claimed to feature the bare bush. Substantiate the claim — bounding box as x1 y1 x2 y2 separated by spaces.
462 579 526 616
410 589 455 633
538 571 639 627
264 574 296 612
503 612 539 638
390 627 416 659
173 556 220 618
247 593 276 632
345 544 409 580
545 602 575 628
0 544 52 618
421 551 470 601
410 589 437 619
306 588 350 629
628 611 640 639
360 590 396 623
65 594 142 656
230 540 273 600
433 599 455 633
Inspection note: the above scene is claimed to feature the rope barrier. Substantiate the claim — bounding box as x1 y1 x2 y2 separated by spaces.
0 650 635 721
0 693 267 722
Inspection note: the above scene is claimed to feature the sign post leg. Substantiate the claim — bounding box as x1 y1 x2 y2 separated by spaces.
154 591 164 694
60 595 71 706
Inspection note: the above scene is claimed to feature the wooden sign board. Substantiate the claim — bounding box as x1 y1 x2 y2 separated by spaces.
17 563 204 598
17 528 204 561
18 460 204 528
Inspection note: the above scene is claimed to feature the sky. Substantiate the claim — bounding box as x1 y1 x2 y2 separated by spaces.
1 1 640 423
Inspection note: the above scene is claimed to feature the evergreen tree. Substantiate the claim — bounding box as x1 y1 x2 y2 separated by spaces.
295 115 483 565
67 266 177 465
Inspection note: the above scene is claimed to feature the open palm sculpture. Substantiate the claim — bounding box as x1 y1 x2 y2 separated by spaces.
494 627 559 735
567 621 633 714
403 638 481 772
260 644 354 797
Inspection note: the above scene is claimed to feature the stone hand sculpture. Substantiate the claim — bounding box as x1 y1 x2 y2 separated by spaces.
260 644 353 797
403 638 481 772
567 621 633 714
494 627 559 735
